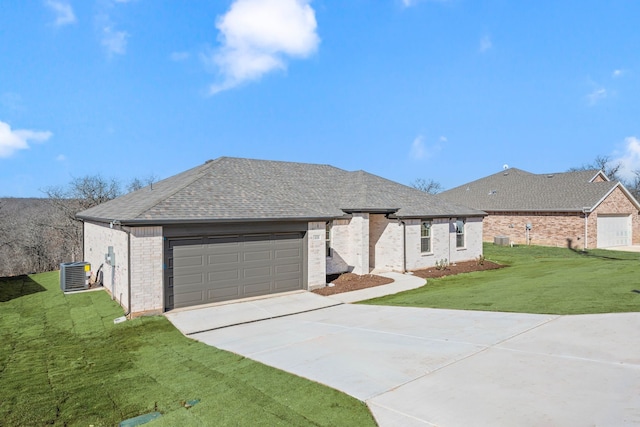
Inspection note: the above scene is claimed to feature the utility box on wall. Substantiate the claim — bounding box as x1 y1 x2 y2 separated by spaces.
105 246 116 267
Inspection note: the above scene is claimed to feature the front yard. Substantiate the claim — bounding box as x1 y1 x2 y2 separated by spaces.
363 244 640 314
0 272 375 426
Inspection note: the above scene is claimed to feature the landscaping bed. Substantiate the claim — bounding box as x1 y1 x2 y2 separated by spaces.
313 260 504 296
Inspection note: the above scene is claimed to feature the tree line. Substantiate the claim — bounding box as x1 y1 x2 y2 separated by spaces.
0 175 153 277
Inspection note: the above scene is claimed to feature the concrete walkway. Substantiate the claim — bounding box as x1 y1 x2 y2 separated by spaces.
326 271 426 303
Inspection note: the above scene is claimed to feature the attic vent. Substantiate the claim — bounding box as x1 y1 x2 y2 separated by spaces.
488 190 497 195
205 159 214 164
60 262 91 292
547 174 554 178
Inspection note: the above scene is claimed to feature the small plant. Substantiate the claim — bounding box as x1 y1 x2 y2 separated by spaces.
435 258 449 270
476 254 485 266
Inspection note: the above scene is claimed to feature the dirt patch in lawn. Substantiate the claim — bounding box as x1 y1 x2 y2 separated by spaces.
312 260 506 296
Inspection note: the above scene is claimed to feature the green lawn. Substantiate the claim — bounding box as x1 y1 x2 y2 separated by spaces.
0 272 375 426
363 244 640 314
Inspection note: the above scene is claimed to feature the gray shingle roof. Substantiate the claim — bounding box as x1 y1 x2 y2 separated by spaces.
439 167 636 212
77 157 484 224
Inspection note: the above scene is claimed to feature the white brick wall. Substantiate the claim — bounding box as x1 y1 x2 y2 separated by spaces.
369 214 404 272
406 217 483 270
129 226 163 315
83 221 129 309
327 219 350 274
84 222 164 316
307 222 326 287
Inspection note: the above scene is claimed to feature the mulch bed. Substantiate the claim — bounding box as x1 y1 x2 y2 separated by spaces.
312 273 394 296
311 260 506 296
411 260 506 279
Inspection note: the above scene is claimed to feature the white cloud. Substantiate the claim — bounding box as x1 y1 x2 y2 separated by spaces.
56 154 67 162
208 0 320 95
612 69 625 78
0 121 52 158
586 87 607 106
479 35 492 53
410 135 426 160
101 25 129 56
45 0 76 27
612 136 640 181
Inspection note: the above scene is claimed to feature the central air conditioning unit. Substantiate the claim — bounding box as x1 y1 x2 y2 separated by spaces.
494 236 510 246
60 262 91 292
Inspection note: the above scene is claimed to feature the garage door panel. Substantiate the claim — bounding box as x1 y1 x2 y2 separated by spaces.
208 269 239 282
167 231 304 310
174 272 204 286
243 281 272 296
274 278 302 291
244 250 272 262
209 285 240 300
209 253 239 265
275 263 301 274
174 255 204 268
244 266 272 278
175 290 206 307
275 248 301 259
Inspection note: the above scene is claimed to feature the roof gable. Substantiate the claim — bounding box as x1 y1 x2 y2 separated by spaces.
77 157 484 224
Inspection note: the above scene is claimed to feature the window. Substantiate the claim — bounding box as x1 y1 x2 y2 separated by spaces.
421 221 432 253
455 219 465 248
326 222 332 257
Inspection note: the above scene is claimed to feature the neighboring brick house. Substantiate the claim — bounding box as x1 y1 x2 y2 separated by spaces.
440 167 640 249
76 157 485 316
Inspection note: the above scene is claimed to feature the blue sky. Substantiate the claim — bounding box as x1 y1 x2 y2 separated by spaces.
2 0 640 197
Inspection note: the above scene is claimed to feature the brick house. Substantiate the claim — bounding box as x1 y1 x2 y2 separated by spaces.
440 168 640 249
76 157 485 316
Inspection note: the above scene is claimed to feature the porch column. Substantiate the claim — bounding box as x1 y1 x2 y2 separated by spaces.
350 213 370 274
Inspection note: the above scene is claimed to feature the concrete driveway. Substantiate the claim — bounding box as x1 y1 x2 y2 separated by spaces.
166 283 640 426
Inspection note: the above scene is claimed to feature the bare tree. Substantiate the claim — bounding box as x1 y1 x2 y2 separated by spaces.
410 178 443 195
43 175 123 262
568 155 622 181
126 175 156 193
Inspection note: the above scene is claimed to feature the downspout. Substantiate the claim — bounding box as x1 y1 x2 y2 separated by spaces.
115 222 132 318
582 208 590 250
402 220 407 273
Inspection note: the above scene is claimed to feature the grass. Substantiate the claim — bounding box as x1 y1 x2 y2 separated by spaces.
363 243 640 314
0 273 375 426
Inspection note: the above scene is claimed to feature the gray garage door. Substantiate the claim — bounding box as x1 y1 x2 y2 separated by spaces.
597 215 631 248
165 232 304 310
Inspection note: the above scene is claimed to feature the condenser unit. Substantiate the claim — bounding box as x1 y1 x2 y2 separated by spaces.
60 262 91 292
494 236 510 246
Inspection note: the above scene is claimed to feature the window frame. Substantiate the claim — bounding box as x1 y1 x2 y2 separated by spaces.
325 222 332 257
455 218 466 248
420 220 432 253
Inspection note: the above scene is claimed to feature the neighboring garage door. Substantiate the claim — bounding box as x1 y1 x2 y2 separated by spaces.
597 215 632 248
166 232 305 310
